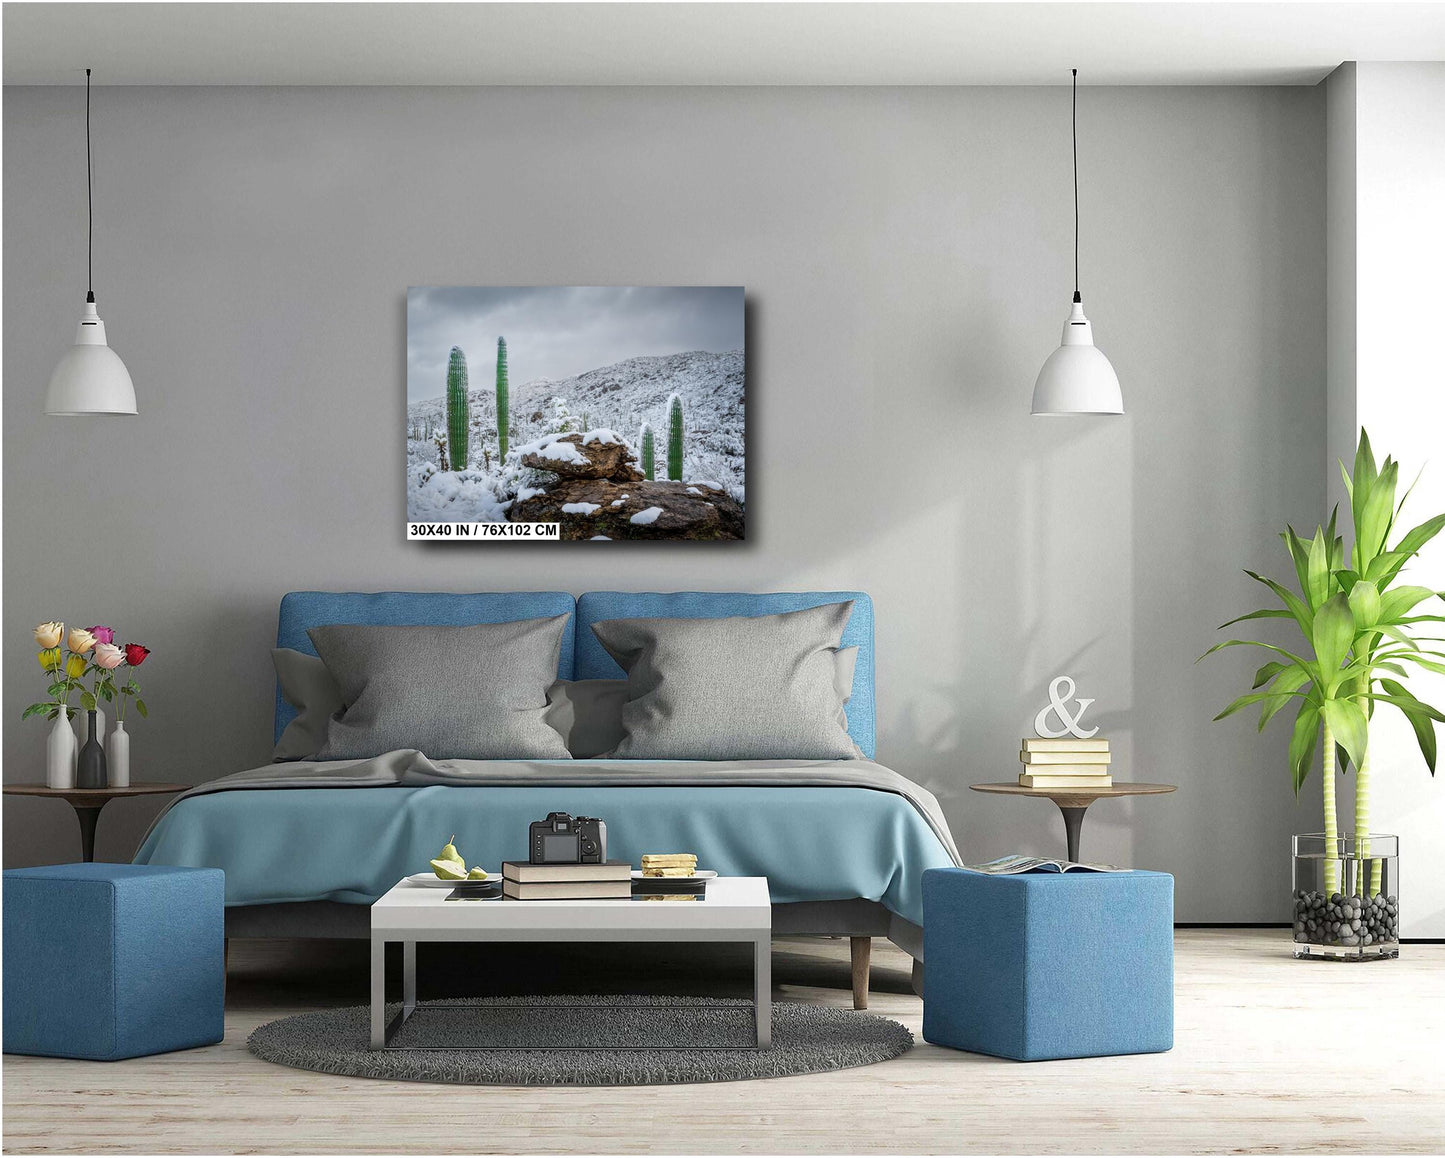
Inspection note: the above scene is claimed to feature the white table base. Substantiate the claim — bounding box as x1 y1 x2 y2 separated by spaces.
369 878 772 1051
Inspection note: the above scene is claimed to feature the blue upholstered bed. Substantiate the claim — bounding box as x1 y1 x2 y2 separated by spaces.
135 591 959 988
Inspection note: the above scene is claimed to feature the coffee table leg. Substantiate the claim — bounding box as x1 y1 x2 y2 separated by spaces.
403 940 416 1015
1058 804 1088 863
754 936 772 1048
370 937 386 1050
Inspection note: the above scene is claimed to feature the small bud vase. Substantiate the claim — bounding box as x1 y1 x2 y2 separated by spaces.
77 710 107 789
107 720 131 788
46 709 77 790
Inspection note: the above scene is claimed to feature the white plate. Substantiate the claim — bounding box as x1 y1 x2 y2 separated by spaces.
631 870 717 881
404 871 501 887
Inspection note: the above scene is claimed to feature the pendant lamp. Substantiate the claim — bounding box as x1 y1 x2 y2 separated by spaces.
1031 69 1122 417
45 69 137 416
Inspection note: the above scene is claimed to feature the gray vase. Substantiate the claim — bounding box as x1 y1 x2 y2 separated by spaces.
77 710 107 789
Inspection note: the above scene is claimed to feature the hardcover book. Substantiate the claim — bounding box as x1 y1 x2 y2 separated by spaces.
502 879 633 901
502 860 632 883
1018 773 1114 788
1021 737 1111 752
1019 750 1112 765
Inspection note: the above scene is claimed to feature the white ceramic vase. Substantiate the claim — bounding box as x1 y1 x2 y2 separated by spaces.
46 709 77 790
107 719 131 788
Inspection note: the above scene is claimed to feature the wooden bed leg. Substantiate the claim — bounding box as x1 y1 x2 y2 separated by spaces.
850 936 871 1010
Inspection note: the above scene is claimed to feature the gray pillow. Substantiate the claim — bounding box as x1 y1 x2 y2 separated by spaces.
543 679 630 759
544 652 854 759
308 617 573 760
590 603 864 760
271 648 345 762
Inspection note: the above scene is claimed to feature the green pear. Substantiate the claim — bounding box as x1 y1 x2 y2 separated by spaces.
430 834 466 879
467 867 490 880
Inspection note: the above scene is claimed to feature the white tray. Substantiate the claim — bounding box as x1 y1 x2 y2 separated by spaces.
404 871 501 888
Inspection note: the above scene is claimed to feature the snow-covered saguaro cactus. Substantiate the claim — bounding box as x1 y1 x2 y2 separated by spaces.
667 393 684 481
446 346 470 472
640 422 655 480
496 336 510 462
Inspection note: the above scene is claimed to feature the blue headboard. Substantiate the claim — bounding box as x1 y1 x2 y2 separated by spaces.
273 589 876 757
575 591 876 759
273 590 575 743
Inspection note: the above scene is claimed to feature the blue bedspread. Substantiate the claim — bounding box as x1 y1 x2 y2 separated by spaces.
134 785 955 924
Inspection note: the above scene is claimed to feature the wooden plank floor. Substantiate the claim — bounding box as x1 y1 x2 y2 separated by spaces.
4 930 1444 1154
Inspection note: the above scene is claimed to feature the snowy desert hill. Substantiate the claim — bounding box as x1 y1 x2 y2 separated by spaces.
407 348 744 492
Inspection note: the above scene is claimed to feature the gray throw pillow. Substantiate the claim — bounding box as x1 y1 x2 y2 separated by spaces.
308 617 573 760
543 679 630 759
272 648 345 762
544 652 854 759
590 603 864 760
834 646 859 706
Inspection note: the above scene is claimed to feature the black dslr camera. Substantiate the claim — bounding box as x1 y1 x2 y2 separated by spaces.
528 812 607 865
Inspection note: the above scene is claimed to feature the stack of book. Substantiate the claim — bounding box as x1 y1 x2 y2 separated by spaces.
501 860 631 900
1019 737 1112 788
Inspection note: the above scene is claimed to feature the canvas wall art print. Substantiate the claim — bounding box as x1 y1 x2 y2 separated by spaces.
406 286 745 541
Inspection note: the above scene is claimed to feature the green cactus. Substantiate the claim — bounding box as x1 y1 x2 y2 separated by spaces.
445 346 470 472
496 336 510 461
640 422 655 480
667 394 684 481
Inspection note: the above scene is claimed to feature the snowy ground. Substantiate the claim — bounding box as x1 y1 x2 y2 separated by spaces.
405 349 744 524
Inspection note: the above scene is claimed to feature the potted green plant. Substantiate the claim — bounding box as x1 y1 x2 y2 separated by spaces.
1204 430 1445 959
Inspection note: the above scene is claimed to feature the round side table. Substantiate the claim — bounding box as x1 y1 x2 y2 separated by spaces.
969 782 1177 862
3 783 189 862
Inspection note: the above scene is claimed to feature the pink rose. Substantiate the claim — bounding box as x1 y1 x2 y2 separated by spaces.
93 643 126 670
87 626 116 645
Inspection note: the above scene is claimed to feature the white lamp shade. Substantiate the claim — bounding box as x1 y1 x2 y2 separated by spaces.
45 300 137 415
1030 298 1123 416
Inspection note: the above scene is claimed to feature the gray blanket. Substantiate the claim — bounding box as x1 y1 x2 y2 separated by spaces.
141 751 962 865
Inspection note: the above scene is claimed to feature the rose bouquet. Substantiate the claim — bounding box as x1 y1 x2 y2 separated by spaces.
22 622 151 725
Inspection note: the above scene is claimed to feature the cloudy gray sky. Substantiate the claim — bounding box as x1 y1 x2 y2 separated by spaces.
406 286 744 403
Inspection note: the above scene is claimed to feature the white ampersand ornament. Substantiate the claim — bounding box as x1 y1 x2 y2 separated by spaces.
1033 675 1100 739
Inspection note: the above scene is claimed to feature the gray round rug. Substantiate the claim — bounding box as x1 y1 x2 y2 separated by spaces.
248 995 913 1086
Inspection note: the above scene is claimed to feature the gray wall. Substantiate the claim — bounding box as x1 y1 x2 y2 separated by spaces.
3 85 1325 920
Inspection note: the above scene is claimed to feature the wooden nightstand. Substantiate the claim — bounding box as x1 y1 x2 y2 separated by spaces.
3 783 189 862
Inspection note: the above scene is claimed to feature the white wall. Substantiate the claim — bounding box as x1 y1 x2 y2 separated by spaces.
2 85 1325 920
1326 63 1445 937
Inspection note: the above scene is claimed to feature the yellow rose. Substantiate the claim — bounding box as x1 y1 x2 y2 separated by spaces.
37 647 62 672
65 654 87 680
33 622 63 648
67 628 96 654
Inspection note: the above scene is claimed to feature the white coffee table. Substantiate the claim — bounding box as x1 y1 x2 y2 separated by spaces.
370 875 773 1050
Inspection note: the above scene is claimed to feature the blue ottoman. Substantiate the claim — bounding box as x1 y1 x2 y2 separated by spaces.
922 867 1173 1061
3 863 224 1060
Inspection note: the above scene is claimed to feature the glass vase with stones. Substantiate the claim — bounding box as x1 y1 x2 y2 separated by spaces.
1292 834 1400 960
76 709 108 789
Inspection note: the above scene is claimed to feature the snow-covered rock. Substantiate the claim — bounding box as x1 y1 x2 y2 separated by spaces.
519 432 642 482
507 480 743 541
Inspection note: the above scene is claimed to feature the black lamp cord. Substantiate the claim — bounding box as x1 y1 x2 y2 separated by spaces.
85 68 95 304
1072 68 1080 304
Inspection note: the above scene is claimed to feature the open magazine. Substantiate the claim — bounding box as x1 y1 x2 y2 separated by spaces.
965 854 1125 874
